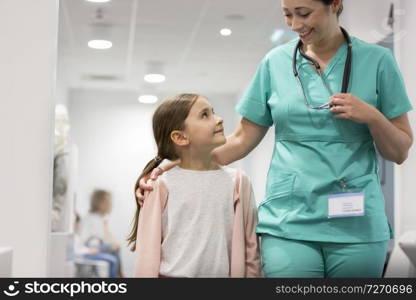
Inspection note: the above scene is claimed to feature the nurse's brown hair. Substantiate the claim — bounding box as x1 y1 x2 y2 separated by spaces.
315 0 344 17
127 93 199 251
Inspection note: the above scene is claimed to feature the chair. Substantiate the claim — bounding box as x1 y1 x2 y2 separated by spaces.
74 257 110 278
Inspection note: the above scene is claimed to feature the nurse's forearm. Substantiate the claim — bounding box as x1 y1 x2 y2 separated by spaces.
212 134 248 165
212 118 269 165
368 111 413 165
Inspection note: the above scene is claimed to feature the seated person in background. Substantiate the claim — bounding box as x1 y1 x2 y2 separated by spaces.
79 189 123 277
74 213 99 257
74 213 118 277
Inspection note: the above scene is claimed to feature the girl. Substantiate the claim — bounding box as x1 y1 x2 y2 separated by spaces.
127 93 260 278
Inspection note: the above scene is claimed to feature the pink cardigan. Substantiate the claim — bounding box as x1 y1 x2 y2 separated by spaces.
133 168 261 278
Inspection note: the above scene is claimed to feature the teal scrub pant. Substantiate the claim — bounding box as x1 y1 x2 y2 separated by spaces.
261 235 389 278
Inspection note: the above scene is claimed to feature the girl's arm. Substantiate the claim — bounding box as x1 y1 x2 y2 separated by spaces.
212 117 269 166
240 172 261 278
134 179 167 277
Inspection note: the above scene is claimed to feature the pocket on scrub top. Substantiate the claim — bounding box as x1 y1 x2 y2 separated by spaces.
344 173 383 216
259 173 296 207
345 173 378 190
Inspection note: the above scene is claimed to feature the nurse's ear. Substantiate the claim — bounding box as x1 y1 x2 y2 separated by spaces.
331 0 343 17
170 130 189 146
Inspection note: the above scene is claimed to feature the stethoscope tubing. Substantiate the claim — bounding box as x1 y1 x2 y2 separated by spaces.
292 27 352 110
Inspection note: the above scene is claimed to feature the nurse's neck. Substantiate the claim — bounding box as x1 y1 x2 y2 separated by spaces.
304 26 345 58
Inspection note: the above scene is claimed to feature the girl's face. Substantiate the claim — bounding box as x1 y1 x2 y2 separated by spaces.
182 96 226 151
281 0 340 46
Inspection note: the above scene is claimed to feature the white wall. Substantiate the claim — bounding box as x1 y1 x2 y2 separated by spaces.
240 129 274 205
341 0 399 43
396 0 416 236
68 89 239 276
0 0 58 277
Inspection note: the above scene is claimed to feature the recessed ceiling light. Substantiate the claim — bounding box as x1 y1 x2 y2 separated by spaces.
138 95 158 104
86 0 111 3
144 74 166 83
220 28 232 36
88 39 112 50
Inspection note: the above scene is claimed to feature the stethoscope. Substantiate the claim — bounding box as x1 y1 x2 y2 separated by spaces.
292 27 352 110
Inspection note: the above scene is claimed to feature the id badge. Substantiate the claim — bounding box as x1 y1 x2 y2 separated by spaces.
328 192 365 218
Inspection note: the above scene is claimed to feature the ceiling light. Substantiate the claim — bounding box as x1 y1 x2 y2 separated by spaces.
144 74 166 83
86 0 111 3
138 95 158 104
220 28 232 36
88 39 112 50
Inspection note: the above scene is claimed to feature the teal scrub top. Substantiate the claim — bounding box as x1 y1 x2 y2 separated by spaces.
236 36 413 243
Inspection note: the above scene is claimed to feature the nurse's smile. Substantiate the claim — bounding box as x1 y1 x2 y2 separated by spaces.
299 29 314 40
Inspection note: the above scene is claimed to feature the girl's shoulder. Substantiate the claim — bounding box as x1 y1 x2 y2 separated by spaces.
145 173 168 197
142 176 169 207
221 166 237 177
161 166 247 182
145 174 169 193
161 166 251 186
222 167 251 184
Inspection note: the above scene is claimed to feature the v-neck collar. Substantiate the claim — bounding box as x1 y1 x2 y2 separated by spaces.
297 38 349 78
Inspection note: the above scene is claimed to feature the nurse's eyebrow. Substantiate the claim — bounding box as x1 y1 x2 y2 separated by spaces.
282 7 312 11
282 7 312 15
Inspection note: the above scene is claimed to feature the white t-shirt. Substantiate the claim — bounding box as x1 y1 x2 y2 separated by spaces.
159 166 235 278
79 212 112 248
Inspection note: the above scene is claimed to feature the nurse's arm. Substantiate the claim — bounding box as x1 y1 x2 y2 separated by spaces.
212 117 269 165
368 113 413 165
330 94 413 165
136 118 268 201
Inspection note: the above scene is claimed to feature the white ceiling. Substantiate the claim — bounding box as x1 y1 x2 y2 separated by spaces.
58 0 287 97
58 0 397 98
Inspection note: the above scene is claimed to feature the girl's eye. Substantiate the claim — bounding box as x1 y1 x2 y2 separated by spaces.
202 112 209 118
299 12 311 17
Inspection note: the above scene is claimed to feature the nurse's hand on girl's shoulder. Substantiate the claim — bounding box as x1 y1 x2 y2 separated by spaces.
135 171 158 204
135 160 181 204
329 93 381 125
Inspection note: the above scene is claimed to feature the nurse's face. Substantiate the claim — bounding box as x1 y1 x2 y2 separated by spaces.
281 0 341 45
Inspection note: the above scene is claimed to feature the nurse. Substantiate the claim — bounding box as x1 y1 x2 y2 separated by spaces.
137 0 413 277
225 0 413 277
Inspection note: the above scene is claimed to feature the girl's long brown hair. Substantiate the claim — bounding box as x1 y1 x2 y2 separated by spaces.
127 93 199 251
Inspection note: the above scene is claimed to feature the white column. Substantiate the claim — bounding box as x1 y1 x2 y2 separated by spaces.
0 0 58 276
396 0 416 236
